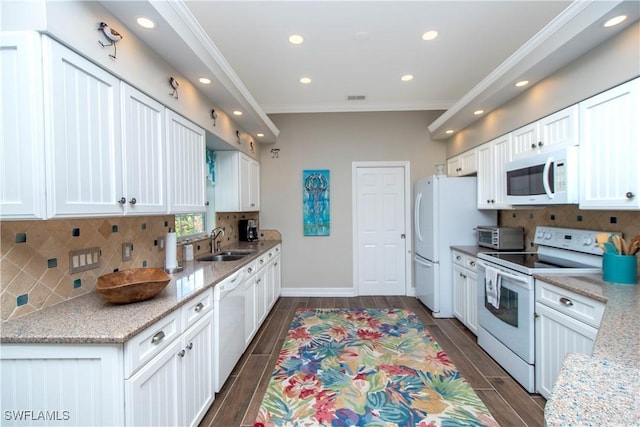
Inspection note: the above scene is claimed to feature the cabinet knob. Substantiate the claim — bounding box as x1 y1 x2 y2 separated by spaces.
470 261 476 267
491 199 495 203
129 197 137 205
178 349 186 358
626 192 635 199
118 197 126 205
205 201 210 206
531 143 537 149
194 302 204 312
538 141 543 147
186 342 193 350
456 256 461 261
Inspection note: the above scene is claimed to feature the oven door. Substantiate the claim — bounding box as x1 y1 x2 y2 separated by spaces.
477 260 534 364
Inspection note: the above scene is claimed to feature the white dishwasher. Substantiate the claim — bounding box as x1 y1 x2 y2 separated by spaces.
213 268 246 392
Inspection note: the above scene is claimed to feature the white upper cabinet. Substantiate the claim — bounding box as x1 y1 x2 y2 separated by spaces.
477 133 512 209
43 36 124 217
579 78 639 210
215 151 260 212
0 32 46 219
447 149 477 177
165 110 206 214
121 84 167 214
512 105 578 161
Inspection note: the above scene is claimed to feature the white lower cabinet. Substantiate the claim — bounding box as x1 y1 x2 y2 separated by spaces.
451 250 479 335
534 280 604 399
125 299 213 427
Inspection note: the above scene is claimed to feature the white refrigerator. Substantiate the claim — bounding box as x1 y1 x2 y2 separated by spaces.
414 175 496 317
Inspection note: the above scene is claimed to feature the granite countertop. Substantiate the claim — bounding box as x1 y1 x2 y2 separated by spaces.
450 245 494 258
0 240 281 344
534 273 640 426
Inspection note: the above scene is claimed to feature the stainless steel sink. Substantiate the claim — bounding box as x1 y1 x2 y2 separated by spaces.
197 249 255 262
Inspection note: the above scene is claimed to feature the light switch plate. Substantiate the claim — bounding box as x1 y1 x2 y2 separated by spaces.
122 243 133 262
69 247 101 274
157 236 165 251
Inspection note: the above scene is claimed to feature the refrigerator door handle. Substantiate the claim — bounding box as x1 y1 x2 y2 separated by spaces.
414 193 423 243
414 256 434 267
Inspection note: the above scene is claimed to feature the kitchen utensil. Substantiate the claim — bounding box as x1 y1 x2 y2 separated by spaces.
603 242 618 254
611 235 623 255
629 235 640 255
596 233 610 252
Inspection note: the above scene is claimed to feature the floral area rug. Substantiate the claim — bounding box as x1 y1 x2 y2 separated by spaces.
255 308 499 426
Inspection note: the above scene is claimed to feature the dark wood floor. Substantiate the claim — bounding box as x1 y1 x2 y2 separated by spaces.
199 296 546 427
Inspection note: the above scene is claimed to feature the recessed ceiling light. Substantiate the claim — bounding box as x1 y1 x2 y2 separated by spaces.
136 17 156 29
604 15 627 27
474 110 484 115
233 110 243 116
299 77 312 84
289 34 304 44
422 30 438 41
198 77 212 85
515 80 529 87
401 74 414 82
256 133 264 138
446 130 454 134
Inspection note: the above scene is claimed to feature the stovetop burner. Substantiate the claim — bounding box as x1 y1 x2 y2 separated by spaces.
480 252 598 270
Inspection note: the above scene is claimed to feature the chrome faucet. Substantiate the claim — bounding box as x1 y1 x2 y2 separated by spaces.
211 227 225 253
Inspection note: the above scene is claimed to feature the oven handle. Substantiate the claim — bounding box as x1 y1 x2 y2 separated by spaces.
477 260 530 286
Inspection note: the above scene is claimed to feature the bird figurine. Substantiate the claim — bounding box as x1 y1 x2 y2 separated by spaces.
98 22 123 59
169 77 179 99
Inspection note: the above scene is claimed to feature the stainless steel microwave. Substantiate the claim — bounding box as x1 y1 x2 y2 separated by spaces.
476 226 524 250
505 146 579 205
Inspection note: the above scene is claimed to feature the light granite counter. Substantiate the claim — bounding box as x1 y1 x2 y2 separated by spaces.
534 273 640 426
0 240 281 344
450 245 494 258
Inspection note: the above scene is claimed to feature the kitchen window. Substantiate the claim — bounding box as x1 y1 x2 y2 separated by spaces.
175 213 206 239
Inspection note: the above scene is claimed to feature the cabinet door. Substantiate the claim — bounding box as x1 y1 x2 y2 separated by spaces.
538 105 578 153
181 313 214 427
465 270 478 335
43 36 123 217
579 78 639 209
254 269 268 326
0 32 46 219
166 110 206 213
476 135 512 209
122 84 166 214
239 153 251 210
512 122 538 160
125 338 182 427
460 149 477 175
271 254 281 307
248 157 260 210
452 264 466 323
535 303 597 399
447 156 461 177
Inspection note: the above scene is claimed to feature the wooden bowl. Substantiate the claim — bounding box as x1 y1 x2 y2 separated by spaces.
96 268 171 304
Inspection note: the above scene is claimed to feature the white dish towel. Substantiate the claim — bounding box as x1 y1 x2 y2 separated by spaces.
485 265 501 309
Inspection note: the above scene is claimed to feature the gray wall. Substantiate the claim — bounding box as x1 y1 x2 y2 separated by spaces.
259 111 445 291
447 20 640 157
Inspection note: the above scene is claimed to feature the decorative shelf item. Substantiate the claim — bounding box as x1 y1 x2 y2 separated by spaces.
96 268 170 304
211 109 217 126
169 77 179 99
97 22 123 60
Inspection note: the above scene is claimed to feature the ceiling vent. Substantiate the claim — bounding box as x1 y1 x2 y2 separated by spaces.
346 95 366 101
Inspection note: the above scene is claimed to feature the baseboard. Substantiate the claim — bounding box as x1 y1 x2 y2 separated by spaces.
279 287 417 297
279 287 358 297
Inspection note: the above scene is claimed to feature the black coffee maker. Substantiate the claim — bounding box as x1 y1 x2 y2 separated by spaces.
239 219 258 241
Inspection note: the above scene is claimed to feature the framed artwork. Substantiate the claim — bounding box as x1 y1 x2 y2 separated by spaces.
303 169 330 236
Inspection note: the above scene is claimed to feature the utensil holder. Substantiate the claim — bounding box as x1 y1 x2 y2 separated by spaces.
602 253 637 284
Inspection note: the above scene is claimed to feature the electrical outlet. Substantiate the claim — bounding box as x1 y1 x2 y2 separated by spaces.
69 247 101 274
122 243 133 262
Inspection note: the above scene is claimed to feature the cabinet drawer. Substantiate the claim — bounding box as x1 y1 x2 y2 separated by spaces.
182 289 213 330
535 280 605 328
124 309 182 378
452 251 465 267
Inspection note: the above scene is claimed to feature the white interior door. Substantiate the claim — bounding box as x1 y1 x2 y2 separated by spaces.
353 163 409 295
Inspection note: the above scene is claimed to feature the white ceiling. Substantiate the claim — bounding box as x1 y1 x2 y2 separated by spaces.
101 1 638 142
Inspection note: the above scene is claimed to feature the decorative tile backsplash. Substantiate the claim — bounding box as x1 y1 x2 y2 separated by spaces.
1 216 174 321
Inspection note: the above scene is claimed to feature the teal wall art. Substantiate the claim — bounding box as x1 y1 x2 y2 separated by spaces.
303 169 330 236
